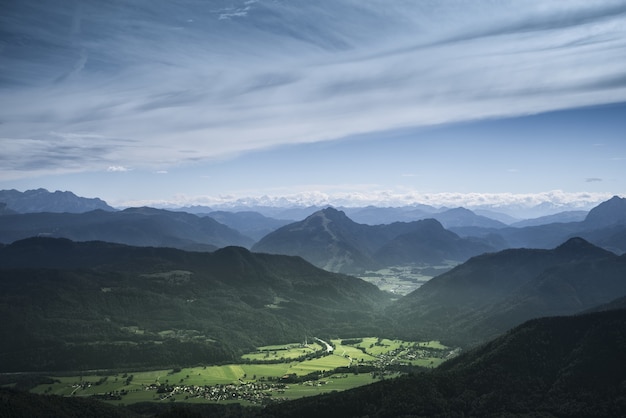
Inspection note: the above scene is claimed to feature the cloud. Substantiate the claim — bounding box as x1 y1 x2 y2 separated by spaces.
107 166 131 172
585 177 603 182
116 189 617 218
1 0 626 179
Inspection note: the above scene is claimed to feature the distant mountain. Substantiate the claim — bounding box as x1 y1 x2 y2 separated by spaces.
0 202 17 216
389 237 624 346
452 196 626 255
0 207 254 250
260 308 626 417
373 218 494 266
511 210 588 227
343 204 437 225
211 205 322 221
343 205 505 228
473 208 519 224
0 188 115 213
252 207 380 273
207 211 291 241
0 237 391 372
252 208 495 273
583 195 626 228
432 207 507 228
175 205 214 214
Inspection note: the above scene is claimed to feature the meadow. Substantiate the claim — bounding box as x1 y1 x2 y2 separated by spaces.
31 337 456 405
358 263 457 295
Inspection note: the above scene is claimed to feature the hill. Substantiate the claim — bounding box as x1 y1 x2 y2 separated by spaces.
0 188 115 213
0 207 254 250
431 207 507 229
259 308 626 417
252 208 495 273
252 208 382 273
207 211 291 241
583 195 626 228
373 218 494 266
388 237 625 346
0 237 391 372
511 210 588 227
452 196 626 254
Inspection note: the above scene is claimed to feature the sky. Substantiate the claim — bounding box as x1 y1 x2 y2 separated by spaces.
1 0 625 215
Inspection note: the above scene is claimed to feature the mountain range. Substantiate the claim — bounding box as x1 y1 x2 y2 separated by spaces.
252 207 496 274
0 207 254 251
0 188 115 213
2 190 625 280
451 195 626 253
2 233 624 374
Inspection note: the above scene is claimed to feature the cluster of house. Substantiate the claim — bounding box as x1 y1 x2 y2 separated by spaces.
147 381 288 404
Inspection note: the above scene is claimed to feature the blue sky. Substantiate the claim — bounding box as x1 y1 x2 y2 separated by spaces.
1 0 625 214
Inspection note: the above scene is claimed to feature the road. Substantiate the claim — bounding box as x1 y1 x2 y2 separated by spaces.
314 337 334 353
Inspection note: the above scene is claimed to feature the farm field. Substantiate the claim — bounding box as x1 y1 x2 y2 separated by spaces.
30 337 457 406
358 263 457 295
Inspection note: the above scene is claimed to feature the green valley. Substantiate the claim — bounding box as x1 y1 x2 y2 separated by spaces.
29 337 456 406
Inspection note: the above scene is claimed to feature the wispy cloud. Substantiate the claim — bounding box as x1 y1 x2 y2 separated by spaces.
1 0 626 180
117 189 618 217
107 166 131 172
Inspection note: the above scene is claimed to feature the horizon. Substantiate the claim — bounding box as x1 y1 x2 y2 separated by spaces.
1 1 625 214
2 186 623 220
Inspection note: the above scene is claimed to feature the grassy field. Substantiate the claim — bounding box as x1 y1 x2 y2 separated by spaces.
241 343 323 361
30 337 456 406
358 263 457 295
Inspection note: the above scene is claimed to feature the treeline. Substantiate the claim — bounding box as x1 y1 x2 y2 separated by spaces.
0 339 235 373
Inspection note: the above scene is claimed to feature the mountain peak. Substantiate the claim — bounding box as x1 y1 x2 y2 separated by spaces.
0 188 115 213
584 195 626 227
308 207 352 224
554 236 614 258
556 236 593 250
319 206 344 216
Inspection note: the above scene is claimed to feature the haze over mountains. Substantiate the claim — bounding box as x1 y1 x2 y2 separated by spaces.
253 207 495 274
3 0 626 414
0 189 114 213
0 188 625 416
390 237 626 345
1 189 625 274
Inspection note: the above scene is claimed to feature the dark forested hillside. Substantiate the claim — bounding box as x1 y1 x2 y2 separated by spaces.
259 309 626 417
389 237 625 346
0 238 391 372
2 309 624 417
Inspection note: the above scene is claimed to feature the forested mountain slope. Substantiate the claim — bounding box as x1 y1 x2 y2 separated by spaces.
0 237 391 372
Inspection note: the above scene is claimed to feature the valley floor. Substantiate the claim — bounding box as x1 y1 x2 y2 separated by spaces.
26 337 457 407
